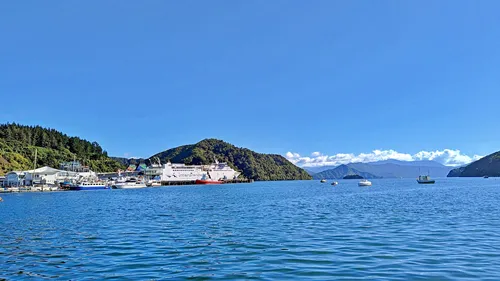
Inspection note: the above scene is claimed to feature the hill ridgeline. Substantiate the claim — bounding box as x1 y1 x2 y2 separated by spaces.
150 139 311 181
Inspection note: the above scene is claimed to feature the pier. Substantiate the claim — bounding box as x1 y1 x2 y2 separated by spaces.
1 178 252 193
160 179 251 186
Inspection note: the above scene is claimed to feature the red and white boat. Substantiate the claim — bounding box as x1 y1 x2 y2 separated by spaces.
195 179 223 185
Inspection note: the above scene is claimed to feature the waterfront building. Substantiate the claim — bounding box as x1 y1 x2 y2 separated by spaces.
60 161 90 173
25 166 75 186
4 171 26 187
3 166 98 187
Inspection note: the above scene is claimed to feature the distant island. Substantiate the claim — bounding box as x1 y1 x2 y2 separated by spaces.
343 174 363 179
0 123 311 181
448 151 498 177
312 164 380 180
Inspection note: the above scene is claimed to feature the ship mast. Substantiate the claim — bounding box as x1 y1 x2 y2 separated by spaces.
33 148 37 171
32 148 37 188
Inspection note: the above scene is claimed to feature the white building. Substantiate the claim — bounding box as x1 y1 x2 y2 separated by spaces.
24 166 67 186
4 171 26 187
24 166 97 186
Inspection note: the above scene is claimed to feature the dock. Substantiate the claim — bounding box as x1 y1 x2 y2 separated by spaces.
160 179 251 186
0 178 252 193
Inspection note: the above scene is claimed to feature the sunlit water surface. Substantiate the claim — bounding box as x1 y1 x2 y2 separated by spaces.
1 178 500 280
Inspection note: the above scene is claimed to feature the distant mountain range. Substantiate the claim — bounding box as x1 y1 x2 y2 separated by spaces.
307 159 447 174
111 157 148 167
311 160 452 179
448 151 499 177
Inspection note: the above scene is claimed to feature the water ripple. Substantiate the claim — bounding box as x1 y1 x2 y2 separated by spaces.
1 178 500 279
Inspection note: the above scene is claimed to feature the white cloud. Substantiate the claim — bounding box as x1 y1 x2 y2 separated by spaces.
285 149 483 167
413 149 483 167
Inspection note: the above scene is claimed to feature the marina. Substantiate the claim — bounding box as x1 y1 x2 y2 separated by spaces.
0 158 250 192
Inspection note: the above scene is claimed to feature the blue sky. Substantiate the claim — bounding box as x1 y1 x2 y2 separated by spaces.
1 1 499 165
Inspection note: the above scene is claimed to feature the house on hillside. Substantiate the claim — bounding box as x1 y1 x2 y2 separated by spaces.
126 164 137 172
59 161 90 172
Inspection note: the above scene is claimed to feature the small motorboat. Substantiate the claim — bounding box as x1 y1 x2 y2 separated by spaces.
417 175 435 184
114 178 147 189
358 179 372 186
320 179 327 183
484 175 489 179
146 176 162 187
150 181 162 187
331 181 339 186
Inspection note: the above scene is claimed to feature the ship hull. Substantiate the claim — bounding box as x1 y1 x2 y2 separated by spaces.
70 185 109 190
196 179 223 185
417 180 435 184
114 183 147 189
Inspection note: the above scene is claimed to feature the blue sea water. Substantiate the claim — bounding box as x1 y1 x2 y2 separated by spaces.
1 178 500 280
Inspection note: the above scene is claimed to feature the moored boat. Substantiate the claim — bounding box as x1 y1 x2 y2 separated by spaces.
331 181 339 186
114 178 147 189
70 182 109 190
147 181 162 187
60 181 73 189
358 179 372 186
146 176 162 187
320 179 326 183
417 175 435 184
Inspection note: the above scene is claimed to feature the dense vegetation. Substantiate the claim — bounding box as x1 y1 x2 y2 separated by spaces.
447 152 499 177
312 164 380 180
0 123 123 175
111 157 147 167
150 139 311 181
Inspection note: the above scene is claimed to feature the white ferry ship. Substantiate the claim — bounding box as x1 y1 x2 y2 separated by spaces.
161 162 207 181
203 159 241 181
145 158 240 182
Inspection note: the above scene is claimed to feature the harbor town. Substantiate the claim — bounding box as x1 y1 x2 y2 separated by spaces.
0 159 248 193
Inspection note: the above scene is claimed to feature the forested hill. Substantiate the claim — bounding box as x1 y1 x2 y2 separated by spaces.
0 123 123 175
150 139 311 181
447 151 500 177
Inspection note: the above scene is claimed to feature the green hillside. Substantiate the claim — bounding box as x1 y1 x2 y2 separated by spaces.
447 152 500 177
0 123 123 175
151 139 311 181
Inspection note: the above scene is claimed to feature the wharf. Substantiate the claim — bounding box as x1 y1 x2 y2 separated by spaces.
160 179 251 186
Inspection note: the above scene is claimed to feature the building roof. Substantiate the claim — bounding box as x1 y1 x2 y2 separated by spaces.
25 166 62 175
7 171 25 175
